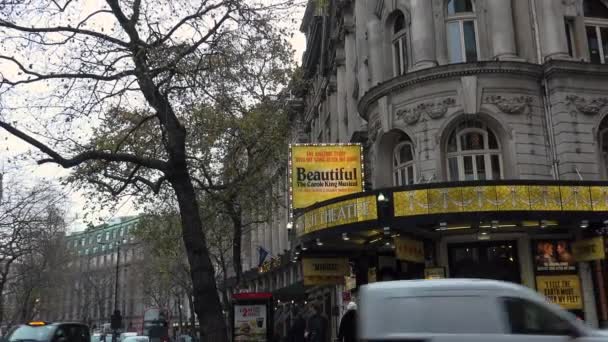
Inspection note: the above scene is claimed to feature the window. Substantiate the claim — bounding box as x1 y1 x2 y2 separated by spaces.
119 227 124 236
600 118 608 177
446 119 502 181
393 141 416 185
111 229 115 240
392 11 408 76
503 297 578 335
565 18 576 57
446 0 478 63
584 0 608 63
105 231 110 241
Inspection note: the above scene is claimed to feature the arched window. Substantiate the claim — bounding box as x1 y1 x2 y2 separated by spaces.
393 141 416 185
446 119 502 181
600 117 608 177
446 0 478 63
584 0 608 63
392 12 408 76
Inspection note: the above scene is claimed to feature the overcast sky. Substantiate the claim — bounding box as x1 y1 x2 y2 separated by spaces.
0 3 307 232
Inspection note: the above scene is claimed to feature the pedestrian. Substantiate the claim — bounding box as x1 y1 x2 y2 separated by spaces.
287 307 306 342
306 303 328 342
337 302 357 342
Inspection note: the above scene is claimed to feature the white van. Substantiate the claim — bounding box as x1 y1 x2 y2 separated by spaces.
359 279 608 342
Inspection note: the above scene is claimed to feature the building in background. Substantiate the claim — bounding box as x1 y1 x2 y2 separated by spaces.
59 216 193 334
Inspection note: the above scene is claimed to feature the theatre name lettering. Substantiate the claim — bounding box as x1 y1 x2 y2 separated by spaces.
297 196 378 236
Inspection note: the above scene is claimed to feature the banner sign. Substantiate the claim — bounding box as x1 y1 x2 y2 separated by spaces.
302 258 349 286
395 237 425 263
295 195 377 237
234 304 268 342
536 275 583 310
533 240 576 273
289 144 364 210
572 237 605 262
393 184 607 217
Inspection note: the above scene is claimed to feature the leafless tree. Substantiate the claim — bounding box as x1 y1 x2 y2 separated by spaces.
0 174 69 325
0 1 297 339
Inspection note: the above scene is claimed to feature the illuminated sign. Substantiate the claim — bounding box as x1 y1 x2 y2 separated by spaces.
295 195 377 237
302 257 350 286
572 237 605 262
395 237 425 263
394 185 606 217
536 275 583 310
289 144 364 210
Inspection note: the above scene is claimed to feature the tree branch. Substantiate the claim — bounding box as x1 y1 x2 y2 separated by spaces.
0 121 168 171
0 19 130 47
0 56 136 86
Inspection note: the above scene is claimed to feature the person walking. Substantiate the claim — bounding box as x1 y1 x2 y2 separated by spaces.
337 302 357 342
287 307 306 342
306 303 328 342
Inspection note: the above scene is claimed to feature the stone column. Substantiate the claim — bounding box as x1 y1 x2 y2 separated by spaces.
487 0 519 60
345 21 360 138
538 0 570 61
355 0 370 96
411 0 437 69
336 46 348 141
367 17 383 86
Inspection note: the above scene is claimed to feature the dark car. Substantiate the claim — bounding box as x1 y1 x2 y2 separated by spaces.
4 321 90 342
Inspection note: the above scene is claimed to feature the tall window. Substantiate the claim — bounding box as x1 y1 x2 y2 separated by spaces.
584 0 608 63
393 141 416 185
446 119 502 181
392 12 408 76
600 117 608 177
446 0 478 63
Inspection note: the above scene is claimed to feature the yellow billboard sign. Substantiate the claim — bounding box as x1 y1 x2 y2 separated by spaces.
395 237 425 263
295 195 377 237
536 275 583 310
289 144 363 209
572 237 605 262
302 258 350 286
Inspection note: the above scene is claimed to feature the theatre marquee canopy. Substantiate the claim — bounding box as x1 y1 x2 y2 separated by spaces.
294 180 608 242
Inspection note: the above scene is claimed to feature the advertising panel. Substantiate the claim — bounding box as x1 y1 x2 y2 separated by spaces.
572 237 605 262
302 257 350 286
289 144 363 210
234 304 268 342
395 237 425 263
533 240 576 273
536 275 583 310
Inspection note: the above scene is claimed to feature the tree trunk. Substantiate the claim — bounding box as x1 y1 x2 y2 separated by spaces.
171 175 228 342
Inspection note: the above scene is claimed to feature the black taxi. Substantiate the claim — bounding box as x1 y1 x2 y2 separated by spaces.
4 321 89 342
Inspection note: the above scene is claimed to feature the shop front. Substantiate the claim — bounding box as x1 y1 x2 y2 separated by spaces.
293 180 608 327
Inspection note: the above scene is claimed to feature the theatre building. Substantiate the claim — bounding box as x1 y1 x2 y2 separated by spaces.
275 0 608 333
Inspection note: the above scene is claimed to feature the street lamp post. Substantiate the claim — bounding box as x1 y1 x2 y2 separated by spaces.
99 239 125 342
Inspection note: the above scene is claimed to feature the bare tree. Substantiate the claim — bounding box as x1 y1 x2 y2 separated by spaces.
0 175 68 325
0 1 296 340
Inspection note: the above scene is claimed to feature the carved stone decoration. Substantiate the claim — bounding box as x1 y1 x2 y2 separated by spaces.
485 95 533 115
396 98 456 125
368 117 382 142
396 108 420 125
565 95 608 116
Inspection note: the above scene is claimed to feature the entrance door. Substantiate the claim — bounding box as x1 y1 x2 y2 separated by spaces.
448 241 521 283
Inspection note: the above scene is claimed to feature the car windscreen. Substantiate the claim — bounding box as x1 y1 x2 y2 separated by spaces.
7 325 55 341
